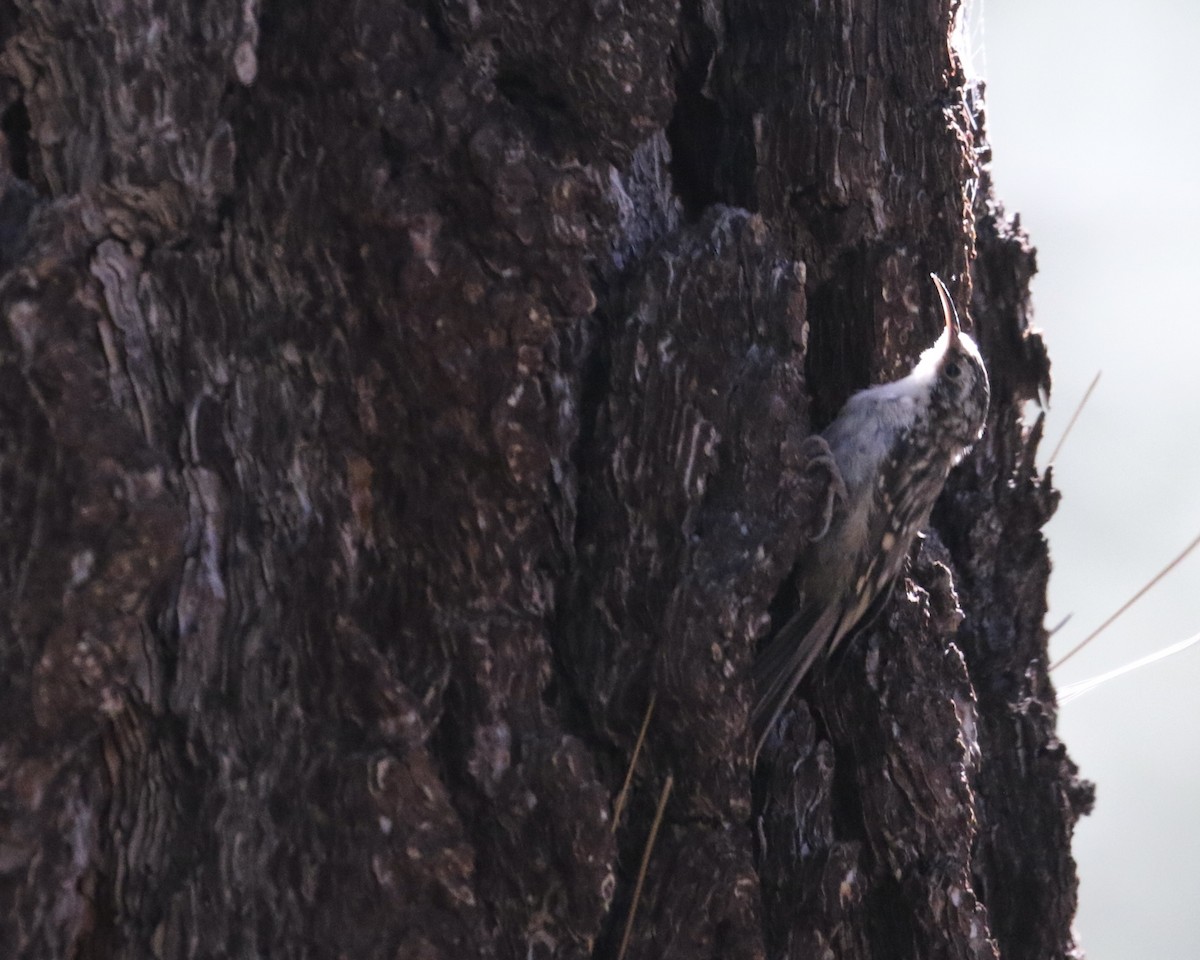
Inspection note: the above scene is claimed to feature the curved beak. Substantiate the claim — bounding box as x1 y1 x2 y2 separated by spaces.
930 273 962 343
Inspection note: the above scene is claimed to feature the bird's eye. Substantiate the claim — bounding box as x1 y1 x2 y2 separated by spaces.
945 361 961 379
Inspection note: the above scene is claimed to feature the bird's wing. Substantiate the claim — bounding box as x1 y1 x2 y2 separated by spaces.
751 601 843 758
751 568 903 759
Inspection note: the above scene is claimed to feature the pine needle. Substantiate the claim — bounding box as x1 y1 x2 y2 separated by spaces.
1051 529 1200 672
1047 370 1101 465
616 774 673 960
612 693 656 834
1046 613 1073 638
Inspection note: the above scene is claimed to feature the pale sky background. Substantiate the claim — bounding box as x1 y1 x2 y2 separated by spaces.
976 1 1200 957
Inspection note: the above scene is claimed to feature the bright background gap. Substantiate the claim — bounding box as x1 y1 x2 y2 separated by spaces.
977 1 1200 957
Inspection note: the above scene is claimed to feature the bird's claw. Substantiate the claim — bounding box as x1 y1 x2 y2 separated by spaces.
799 434 847 542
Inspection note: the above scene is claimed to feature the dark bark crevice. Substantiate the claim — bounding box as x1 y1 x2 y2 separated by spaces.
1 96 31 183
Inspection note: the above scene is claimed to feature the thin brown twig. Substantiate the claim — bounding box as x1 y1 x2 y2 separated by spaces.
1051 529 1200 672
616 774 674 960
1047 370 1101 465
612 693 656 834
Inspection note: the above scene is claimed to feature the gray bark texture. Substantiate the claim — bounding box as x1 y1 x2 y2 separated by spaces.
0 1 1093 958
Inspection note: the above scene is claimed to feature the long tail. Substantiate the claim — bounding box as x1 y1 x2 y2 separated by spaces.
751 603 841 759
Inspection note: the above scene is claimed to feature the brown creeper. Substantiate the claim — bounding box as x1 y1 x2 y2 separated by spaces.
753 274 990 753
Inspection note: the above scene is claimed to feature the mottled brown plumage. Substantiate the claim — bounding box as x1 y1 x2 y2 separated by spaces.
753 275 990 754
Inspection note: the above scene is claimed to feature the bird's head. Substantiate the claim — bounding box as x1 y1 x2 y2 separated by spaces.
921 274 990 456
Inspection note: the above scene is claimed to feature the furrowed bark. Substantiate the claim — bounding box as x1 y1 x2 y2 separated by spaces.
0 1 1090 958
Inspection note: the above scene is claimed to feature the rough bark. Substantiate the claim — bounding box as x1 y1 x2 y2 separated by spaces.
0 1 1091 959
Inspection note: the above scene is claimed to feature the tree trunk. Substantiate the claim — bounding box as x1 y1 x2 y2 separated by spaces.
0 1 1092 958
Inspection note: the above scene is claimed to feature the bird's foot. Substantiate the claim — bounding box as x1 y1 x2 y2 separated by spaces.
799 434 847 542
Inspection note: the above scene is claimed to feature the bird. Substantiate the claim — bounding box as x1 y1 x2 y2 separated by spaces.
752 274 990 755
